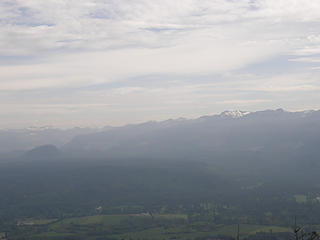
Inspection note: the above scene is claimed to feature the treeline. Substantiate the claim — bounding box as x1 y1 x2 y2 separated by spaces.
0 157 320 229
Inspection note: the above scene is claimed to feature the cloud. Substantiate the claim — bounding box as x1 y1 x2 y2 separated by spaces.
1 0 320 55
1 0 320 127
0 37 286 91
289 57 320 63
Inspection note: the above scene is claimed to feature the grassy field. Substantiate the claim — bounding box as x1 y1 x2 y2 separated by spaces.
18 218 58 226
50 213 187 229
31 232 75 240
294 194 307 203
19 214 292 240
51 215 129 227
116 224 292 240
153 214 188 220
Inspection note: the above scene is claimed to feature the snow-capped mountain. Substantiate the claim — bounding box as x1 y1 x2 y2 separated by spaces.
219 110 251 118
62 109 320 161
1 109 320 160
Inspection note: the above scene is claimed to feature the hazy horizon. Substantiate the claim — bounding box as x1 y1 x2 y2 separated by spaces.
0 107 318 130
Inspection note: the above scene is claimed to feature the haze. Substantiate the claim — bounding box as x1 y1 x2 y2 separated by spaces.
2 2 320 239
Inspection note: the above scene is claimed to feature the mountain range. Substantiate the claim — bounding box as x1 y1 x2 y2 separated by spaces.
2 109 316 165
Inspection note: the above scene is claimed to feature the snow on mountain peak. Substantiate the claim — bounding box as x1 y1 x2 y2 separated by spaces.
220 110 251 118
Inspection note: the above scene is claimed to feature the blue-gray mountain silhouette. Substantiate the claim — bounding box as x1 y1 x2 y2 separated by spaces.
25 144 61 160
63 109 320 162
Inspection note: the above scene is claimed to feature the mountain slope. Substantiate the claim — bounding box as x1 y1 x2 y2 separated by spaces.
63 109 320 162
24 144 61 160
0 127 101 153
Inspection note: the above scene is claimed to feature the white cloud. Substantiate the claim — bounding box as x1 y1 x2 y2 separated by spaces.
0 22 288 91
1 0 320 127
289 57 320 63
1 0 320 55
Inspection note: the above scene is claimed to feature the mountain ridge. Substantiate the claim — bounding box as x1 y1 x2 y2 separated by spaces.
62 109 320 161
1 108 320 158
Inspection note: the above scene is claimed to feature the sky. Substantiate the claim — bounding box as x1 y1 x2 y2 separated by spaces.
1 0 320 128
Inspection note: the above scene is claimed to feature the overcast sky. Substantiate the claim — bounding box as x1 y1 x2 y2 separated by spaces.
1 0 320 128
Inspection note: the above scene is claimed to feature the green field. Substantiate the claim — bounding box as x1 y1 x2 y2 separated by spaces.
18 218 58 226
153 214 188 220
294 195 307 203
12 214 293 240
51 215 130 227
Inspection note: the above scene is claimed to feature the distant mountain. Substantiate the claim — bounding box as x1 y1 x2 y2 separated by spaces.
63 109 320 163
24 145 61 160
0 127 102 153
219 110 251 118
2 109 320 165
